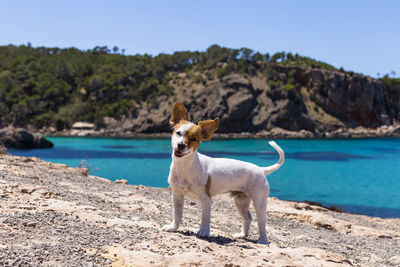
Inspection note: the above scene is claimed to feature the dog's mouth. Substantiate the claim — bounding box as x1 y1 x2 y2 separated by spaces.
174 150 186 157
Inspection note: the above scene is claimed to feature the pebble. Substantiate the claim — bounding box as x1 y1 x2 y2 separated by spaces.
22 221 37 227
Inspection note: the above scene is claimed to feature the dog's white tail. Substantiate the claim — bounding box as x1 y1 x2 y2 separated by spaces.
262 141 285 176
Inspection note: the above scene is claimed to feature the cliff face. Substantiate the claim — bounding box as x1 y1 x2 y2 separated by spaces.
96 66 394 136
291 66 389 128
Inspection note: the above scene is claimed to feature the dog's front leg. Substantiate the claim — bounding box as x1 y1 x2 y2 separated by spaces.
162 190 184 232
197 195 211 237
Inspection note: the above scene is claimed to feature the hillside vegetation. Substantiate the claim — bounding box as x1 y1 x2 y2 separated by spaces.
0 44 399 134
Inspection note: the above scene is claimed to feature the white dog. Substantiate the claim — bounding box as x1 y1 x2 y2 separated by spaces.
162 103 285 244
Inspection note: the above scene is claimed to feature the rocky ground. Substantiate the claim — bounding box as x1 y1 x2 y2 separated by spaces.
0 154 399 266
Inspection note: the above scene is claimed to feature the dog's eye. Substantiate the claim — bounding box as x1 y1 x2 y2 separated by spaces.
176 131 182 136
189 137 197 142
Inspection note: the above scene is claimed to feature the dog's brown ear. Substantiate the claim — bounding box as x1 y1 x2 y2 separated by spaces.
170 103 189 127
198 118 219 141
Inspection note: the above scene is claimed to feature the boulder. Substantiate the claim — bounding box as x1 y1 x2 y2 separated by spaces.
0 127 53 149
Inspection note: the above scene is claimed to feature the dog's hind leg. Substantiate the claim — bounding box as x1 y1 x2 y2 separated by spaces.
252 193 268 244
232 193 252 239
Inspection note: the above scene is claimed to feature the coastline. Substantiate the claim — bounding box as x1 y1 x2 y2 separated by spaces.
39 123 400 139
0 154 399 266
7 130 400 219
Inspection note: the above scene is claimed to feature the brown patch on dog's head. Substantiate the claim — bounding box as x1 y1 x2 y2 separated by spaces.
170 103 188 127
172 120 191 135
184 124 202 151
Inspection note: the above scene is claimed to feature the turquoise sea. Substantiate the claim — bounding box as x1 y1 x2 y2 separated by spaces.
9 137 400 218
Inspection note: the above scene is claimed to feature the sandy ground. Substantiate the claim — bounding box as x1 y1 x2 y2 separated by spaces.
0 154 399 266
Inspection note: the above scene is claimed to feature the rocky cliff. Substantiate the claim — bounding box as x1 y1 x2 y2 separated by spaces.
47 65 399 138
2 45 399 138
0 154 399 266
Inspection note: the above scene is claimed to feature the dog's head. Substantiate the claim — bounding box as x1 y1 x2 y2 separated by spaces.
170 103 219 158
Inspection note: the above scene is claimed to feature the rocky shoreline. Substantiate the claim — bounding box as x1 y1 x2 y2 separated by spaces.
1 124 399 152
0 154 399 266
39 123 400 139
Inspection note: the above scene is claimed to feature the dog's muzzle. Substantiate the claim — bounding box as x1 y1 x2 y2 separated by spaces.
174 150 186 157
174 143 187 157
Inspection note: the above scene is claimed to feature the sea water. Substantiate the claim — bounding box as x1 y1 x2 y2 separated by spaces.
9 137 400 218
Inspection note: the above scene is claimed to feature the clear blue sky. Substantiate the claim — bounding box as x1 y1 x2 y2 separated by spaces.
1 0 399 77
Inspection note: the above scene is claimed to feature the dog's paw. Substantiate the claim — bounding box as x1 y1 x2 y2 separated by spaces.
197 228 210 238
161 224 178 232
233 232 247 239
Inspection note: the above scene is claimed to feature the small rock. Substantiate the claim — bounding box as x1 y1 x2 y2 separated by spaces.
22 221 37 227
378 235 393 239
20 188 34 194
295 203 311 210
41 191 52 198
295 235 309 240
314 220 335 231
115 179 128 184
18 205 35 210
79 168 89 176
390 255 400 265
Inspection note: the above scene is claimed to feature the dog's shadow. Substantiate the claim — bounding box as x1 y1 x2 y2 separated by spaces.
177 230 255 249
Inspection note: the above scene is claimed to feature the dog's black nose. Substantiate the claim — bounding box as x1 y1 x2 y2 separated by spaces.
177 143 185 150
